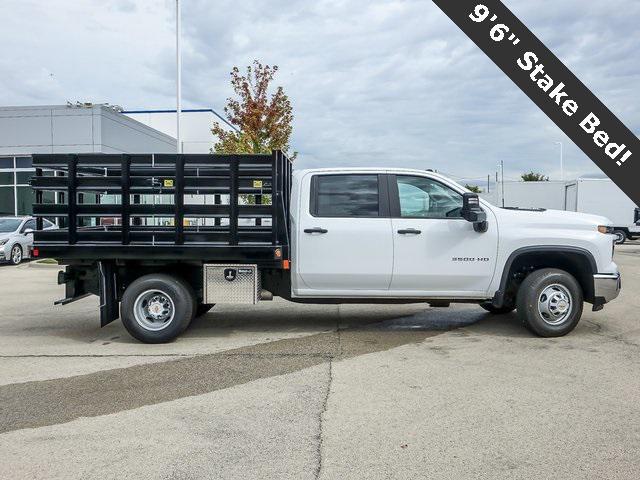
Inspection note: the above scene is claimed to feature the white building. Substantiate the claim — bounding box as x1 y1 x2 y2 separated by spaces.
124 108 231 154
0 104 176 216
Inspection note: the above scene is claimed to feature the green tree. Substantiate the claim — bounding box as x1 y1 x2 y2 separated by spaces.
521 171 549 182
212 60 296 160
465 184 482 193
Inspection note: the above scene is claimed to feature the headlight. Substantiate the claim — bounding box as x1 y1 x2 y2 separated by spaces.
0 239 7 246
598 226 614 234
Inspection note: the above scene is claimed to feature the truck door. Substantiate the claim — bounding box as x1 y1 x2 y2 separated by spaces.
294 173 393 296
388 175 498 297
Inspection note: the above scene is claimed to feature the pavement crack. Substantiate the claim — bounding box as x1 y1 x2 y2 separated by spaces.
585 321 640 349
0 327 444 434
315 358 333 480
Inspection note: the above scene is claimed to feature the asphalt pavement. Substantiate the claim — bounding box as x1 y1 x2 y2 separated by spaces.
0 246 639 479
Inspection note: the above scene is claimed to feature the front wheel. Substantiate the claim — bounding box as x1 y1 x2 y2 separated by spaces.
516 268 583 337
121 274 196 343
9 244 23 265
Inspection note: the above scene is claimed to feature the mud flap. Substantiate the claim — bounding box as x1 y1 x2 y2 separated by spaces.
98 261 119 327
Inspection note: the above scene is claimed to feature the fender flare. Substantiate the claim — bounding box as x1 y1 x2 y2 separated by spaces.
492 245 597 307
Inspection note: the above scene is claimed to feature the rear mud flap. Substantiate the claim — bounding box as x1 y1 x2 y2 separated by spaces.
98 261 119 327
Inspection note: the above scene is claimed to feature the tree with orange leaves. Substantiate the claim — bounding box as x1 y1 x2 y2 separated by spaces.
212 60 296 160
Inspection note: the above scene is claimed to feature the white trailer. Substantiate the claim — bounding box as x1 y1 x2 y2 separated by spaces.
480 181 566 210
565 178 639 244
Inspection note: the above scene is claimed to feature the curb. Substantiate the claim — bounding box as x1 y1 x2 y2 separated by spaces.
27 260 62 269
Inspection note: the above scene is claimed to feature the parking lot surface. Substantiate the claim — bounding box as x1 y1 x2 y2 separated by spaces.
0 247 639 479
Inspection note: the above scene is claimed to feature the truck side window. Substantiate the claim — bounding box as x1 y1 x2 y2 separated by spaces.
312 175 380 217
397 176 463 218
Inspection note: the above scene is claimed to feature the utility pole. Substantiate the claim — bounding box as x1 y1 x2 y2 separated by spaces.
554 141 563 181
500 160 505 207
176 0 182 154
487 174 490 193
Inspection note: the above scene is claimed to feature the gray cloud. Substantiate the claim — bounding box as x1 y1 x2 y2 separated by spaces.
0 0 638 183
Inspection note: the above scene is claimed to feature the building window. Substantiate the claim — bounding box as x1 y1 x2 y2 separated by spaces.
16 171 33 185
15 157 33 168
0 172 13 186
0 187 14 215
16 187 36 215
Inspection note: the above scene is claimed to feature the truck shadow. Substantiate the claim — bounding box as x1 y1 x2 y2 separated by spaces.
185 302 529 339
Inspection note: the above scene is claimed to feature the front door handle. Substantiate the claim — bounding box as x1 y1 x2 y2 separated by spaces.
397 228 422 235
304 227 328 234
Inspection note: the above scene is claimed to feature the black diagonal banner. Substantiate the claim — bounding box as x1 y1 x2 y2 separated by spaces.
432 0 640 205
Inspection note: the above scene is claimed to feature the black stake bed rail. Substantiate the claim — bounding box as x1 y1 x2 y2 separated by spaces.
30 151 292 266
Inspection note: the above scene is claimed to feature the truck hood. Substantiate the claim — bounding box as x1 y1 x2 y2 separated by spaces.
492 207 611 230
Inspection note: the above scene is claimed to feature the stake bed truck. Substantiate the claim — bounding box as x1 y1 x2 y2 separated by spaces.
30 151 621 343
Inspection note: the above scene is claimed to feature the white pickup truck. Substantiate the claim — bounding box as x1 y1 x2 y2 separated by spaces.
32 152 621 343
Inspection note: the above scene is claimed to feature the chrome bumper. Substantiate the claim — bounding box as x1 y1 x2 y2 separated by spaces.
594 272 621 304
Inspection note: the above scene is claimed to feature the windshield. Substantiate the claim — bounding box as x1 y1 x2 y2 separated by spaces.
0 219 22 233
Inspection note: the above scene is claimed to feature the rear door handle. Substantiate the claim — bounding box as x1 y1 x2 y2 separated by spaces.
304 227 328 234
397 228 422 235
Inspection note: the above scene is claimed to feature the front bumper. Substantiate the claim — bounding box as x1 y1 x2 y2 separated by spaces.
593 272 621 304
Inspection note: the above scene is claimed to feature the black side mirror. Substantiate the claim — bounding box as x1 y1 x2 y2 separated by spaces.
461 193 488 232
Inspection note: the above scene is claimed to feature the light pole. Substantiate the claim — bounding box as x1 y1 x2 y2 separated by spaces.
500 160 505 207
176 0 182 154
554 141 563 181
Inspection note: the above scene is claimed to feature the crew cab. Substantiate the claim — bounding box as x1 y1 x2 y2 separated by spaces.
30 151 621 343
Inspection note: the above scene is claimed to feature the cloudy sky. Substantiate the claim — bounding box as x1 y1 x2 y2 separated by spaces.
0 0 638 184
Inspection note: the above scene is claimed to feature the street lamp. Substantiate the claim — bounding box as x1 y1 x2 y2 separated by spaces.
554 141 563 181
176 0 182 154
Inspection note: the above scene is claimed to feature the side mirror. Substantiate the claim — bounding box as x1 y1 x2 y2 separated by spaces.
461 193 488 233
24 228 34 235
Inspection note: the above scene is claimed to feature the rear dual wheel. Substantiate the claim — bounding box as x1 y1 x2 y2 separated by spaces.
121 274 196 344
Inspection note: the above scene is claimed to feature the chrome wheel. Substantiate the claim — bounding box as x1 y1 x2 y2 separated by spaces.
11 245 22 265
537 284 572 326
614 231 625 244
133 289 175 331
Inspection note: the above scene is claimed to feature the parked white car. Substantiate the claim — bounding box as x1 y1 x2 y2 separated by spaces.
0 216 57 265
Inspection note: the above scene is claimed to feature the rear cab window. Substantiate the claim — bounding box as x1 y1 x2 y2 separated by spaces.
310 174 388 217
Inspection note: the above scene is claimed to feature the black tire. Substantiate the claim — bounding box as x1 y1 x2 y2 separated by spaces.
9 244 23 265
480 302 515 315
613 230 626 245
516 268 583 337
195 303 215 317
121 274 196 343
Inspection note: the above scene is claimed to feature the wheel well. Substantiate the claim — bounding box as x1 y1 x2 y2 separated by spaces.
116 264 203 301
496 248 596 307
